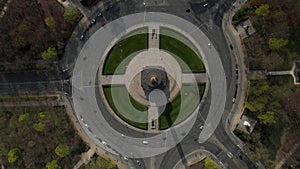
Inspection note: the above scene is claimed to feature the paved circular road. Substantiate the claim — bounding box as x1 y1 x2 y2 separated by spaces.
72 12 227 158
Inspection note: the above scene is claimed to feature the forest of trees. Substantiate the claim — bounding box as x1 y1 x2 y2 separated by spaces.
0 106 87 169
237 76 300 168
0 0 82 69
232 0 300 167
233 0 300 71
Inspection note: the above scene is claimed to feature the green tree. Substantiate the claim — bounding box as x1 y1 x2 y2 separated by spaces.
55 144 70 158
18 113 29 122
85 156 116 169
46 160 61 169
42 47 58 60
246 96 267 113
268 101 281 111
39 111 49 118
268 38 289 50
63 7 82 25
45 16 56 30
33 122 45 132
18 21 34 34
255 4 270 16
7 148 19 163
95 157 115 169
204 157 220 169
257 111 275 125
250 79 269 96
12 36 26 48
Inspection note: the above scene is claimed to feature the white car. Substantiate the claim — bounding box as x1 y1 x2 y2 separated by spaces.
227 152 233 158
123 156 128 161
142 141 149 145
199 125 204 130
203 3 208 7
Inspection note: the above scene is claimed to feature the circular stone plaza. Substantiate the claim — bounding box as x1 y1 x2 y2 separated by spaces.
72 12 226 158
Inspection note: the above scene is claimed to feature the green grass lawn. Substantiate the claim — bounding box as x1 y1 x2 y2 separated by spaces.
102 33 148 75
159 34 205 73
159 83 206 130
102 85 148 130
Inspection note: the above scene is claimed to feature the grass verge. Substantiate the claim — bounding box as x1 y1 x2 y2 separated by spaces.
103 32 148 75
103 85 148 130
159 34 205 73
159 83 206 130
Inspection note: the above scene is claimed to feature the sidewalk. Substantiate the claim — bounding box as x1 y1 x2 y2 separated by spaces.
222 0 248 132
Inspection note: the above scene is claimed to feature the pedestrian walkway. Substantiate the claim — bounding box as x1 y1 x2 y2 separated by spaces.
0 95 63 107
148 106 158 130
148 24 160 48
73 146 96 169
275 141 300 169
182 73 207 83
266 70 291 76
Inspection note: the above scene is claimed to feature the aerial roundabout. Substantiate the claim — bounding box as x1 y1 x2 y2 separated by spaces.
71 12 227 158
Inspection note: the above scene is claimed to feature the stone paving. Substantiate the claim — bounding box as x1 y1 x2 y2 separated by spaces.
149 24 160 48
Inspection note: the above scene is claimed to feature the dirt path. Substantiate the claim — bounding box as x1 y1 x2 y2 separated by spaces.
73 146 96 169
275 141 300 169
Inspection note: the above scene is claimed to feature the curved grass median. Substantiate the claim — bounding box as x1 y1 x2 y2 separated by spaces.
103 33 148 75
159 83 206 130
103 85 148 130
160 34 205 73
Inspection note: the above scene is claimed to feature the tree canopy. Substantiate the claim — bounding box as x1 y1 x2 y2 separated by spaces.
63 7 82 25
55 144 70 158
204 157 220 169
84 155 116 169
46 160 61 169
8 148 19 163
255 4 270 16
18 113 29 122
33 122 45 132
12 36 26 48
268 38 289 50
18 21 34 34
45 17 56 30
42 47 58 60
257 111 275 125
